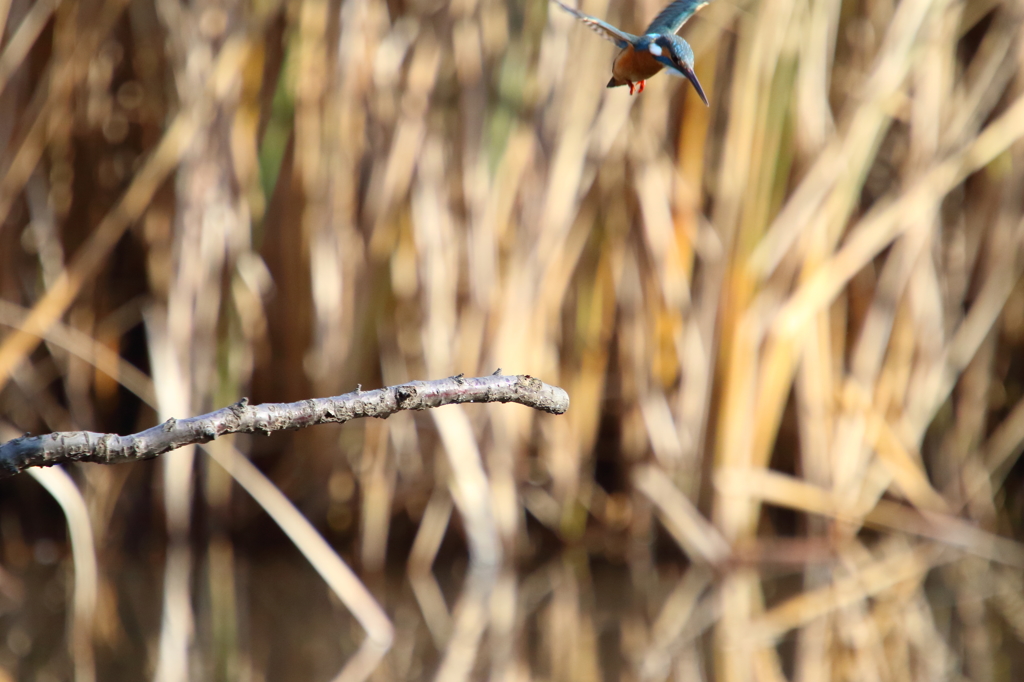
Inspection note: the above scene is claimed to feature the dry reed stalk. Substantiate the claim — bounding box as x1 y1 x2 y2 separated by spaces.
205 441 394 673
26 465 97 682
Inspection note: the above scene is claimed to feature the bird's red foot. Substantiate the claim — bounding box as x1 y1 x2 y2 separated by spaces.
627 80 646 95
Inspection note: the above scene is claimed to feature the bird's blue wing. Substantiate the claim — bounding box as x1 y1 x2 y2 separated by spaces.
549 0 637 49
643 0 710 35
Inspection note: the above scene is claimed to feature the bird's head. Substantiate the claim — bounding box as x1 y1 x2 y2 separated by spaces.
646 35 708 106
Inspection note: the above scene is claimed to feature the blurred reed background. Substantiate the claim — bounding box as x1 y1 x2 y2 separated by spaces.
2 0 1024 678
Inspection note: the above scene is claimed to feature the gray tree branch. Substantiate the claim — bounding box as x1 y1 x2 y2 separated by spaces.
0 373 569 479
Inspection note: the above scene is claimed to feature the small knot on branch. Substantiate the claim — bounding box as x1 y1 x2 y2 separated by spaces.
396 385 417 407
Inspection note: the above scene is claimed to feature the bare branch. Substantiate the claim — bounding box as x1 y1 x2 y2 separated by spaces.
0 374 569 479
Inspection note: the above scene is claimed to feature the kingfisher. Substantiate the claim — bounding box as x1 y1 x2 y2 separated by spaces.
549 0 710 102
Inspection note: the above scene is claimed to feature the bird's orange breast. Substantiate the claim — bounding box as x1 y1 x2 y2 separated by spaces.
612 46 665 83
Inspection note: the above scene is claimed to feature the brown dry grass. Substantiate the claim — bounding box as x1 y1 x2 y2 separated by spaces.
2 0 1024 679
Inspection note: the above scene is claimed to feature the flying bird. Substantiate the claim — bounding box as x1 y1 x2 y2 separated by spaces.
549 0 710 102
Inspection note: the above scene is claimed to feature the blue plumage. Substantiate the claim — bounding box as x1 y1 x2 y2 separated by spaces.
644 0 710 35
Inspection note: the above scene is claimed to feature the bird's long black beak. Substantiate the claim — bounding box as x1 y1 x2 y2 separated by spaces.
683 66 709 106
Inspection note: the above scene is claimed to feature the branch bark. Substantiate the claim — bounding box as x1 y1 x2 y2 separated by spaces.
0 373 569 479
